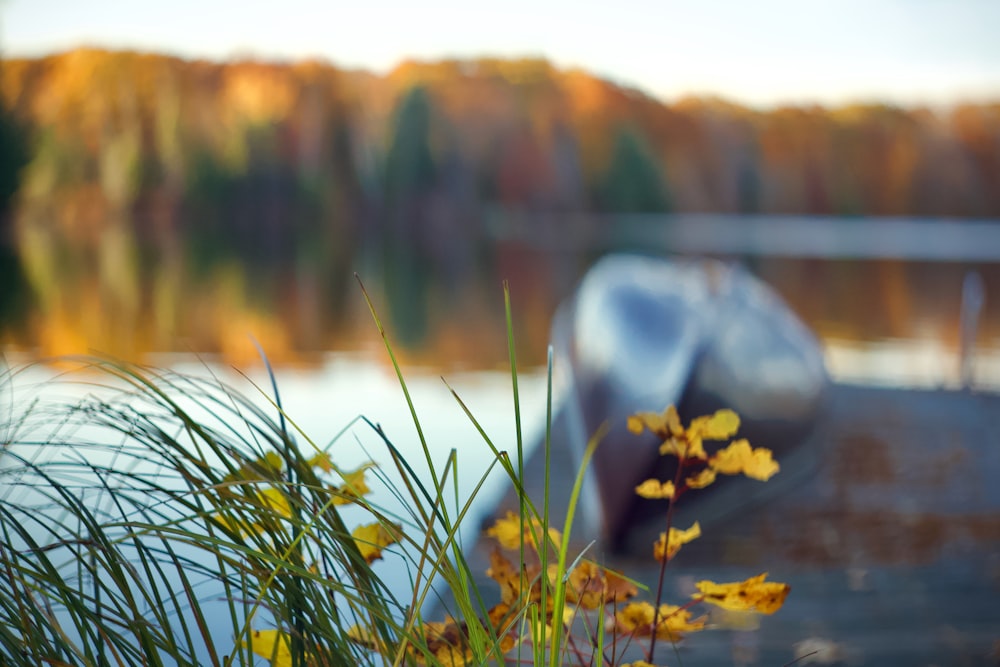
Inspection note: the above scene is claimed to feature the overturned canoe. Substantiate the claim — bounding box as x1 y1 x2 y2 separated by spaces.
547 254 828 549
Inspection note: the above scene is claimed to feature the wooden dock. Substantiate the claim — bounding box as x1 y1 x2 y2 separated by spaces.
453 383 1000 666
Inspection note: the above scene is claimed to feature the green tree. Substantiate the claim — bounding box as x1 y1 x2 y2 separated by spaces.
598 125 670 213
0 84 31 331
384 87 436 205
380 86 439 347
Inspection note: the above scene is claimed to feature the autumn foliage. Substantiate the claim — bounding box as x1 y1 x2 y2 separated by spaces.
239 406 789 667
3 48 998 228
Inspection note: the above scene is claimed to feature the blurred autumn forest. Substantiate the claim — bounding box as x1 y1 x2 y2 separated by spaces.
0 48 998 366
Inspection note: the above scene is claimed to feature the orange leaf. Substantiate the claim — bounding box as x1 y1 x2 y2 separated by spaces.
613 601 706 640
486 548 539 605
561 560 638 609
694 572 790 615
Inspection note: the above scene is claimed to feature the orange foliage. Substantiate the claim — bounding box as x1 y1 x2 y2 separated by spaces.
2 47 998 222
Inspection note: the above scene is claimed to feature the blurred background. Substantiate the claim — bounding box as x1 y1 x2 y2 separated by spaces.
0 0 998 381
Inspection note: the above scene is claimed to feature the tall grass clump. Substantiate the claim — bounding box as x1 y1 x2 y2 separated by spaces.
1 356 399 666
0 282 790 667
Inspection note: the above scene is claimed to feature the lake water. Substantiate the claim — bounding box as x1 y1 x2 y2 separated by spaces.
5 214 1000 381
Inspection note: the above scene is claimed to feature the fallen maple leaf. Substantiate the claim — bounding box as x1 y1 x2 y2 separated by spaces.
694 572 790 615
614 601 706 641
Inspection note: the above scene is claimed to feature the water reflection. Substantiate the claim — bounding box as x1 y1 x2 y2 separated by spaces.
3 220 1000 390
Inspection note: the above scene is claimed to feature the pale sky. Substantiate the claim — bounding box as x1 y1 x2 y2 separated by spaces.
3 0 999 108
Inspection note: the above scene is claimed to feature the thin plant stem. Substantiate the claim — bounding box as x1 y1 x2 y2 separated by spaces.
646 453 689 663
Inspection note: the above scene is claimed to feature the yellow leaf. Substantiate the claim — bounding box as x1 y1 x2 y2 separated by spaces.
653 522 701 562
239 629 292 667
685 434 708 460
684 468 717 489
258 486 292 519
626 406 683 438
352 522 402 564
621 662 662 667
710 439 780 481
689 409 740 440
626 415 647 434
694 572 790 615
332 464 372 505
635 478 676 500
613 601 706 640
657 437 685 458
640 407 748 462
212 484 293 536
351 611 517 666
613 601 653 632
485 511 562 551
658 436 708 460
664 405 683 434
306 451 334 473
224 452 284 483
